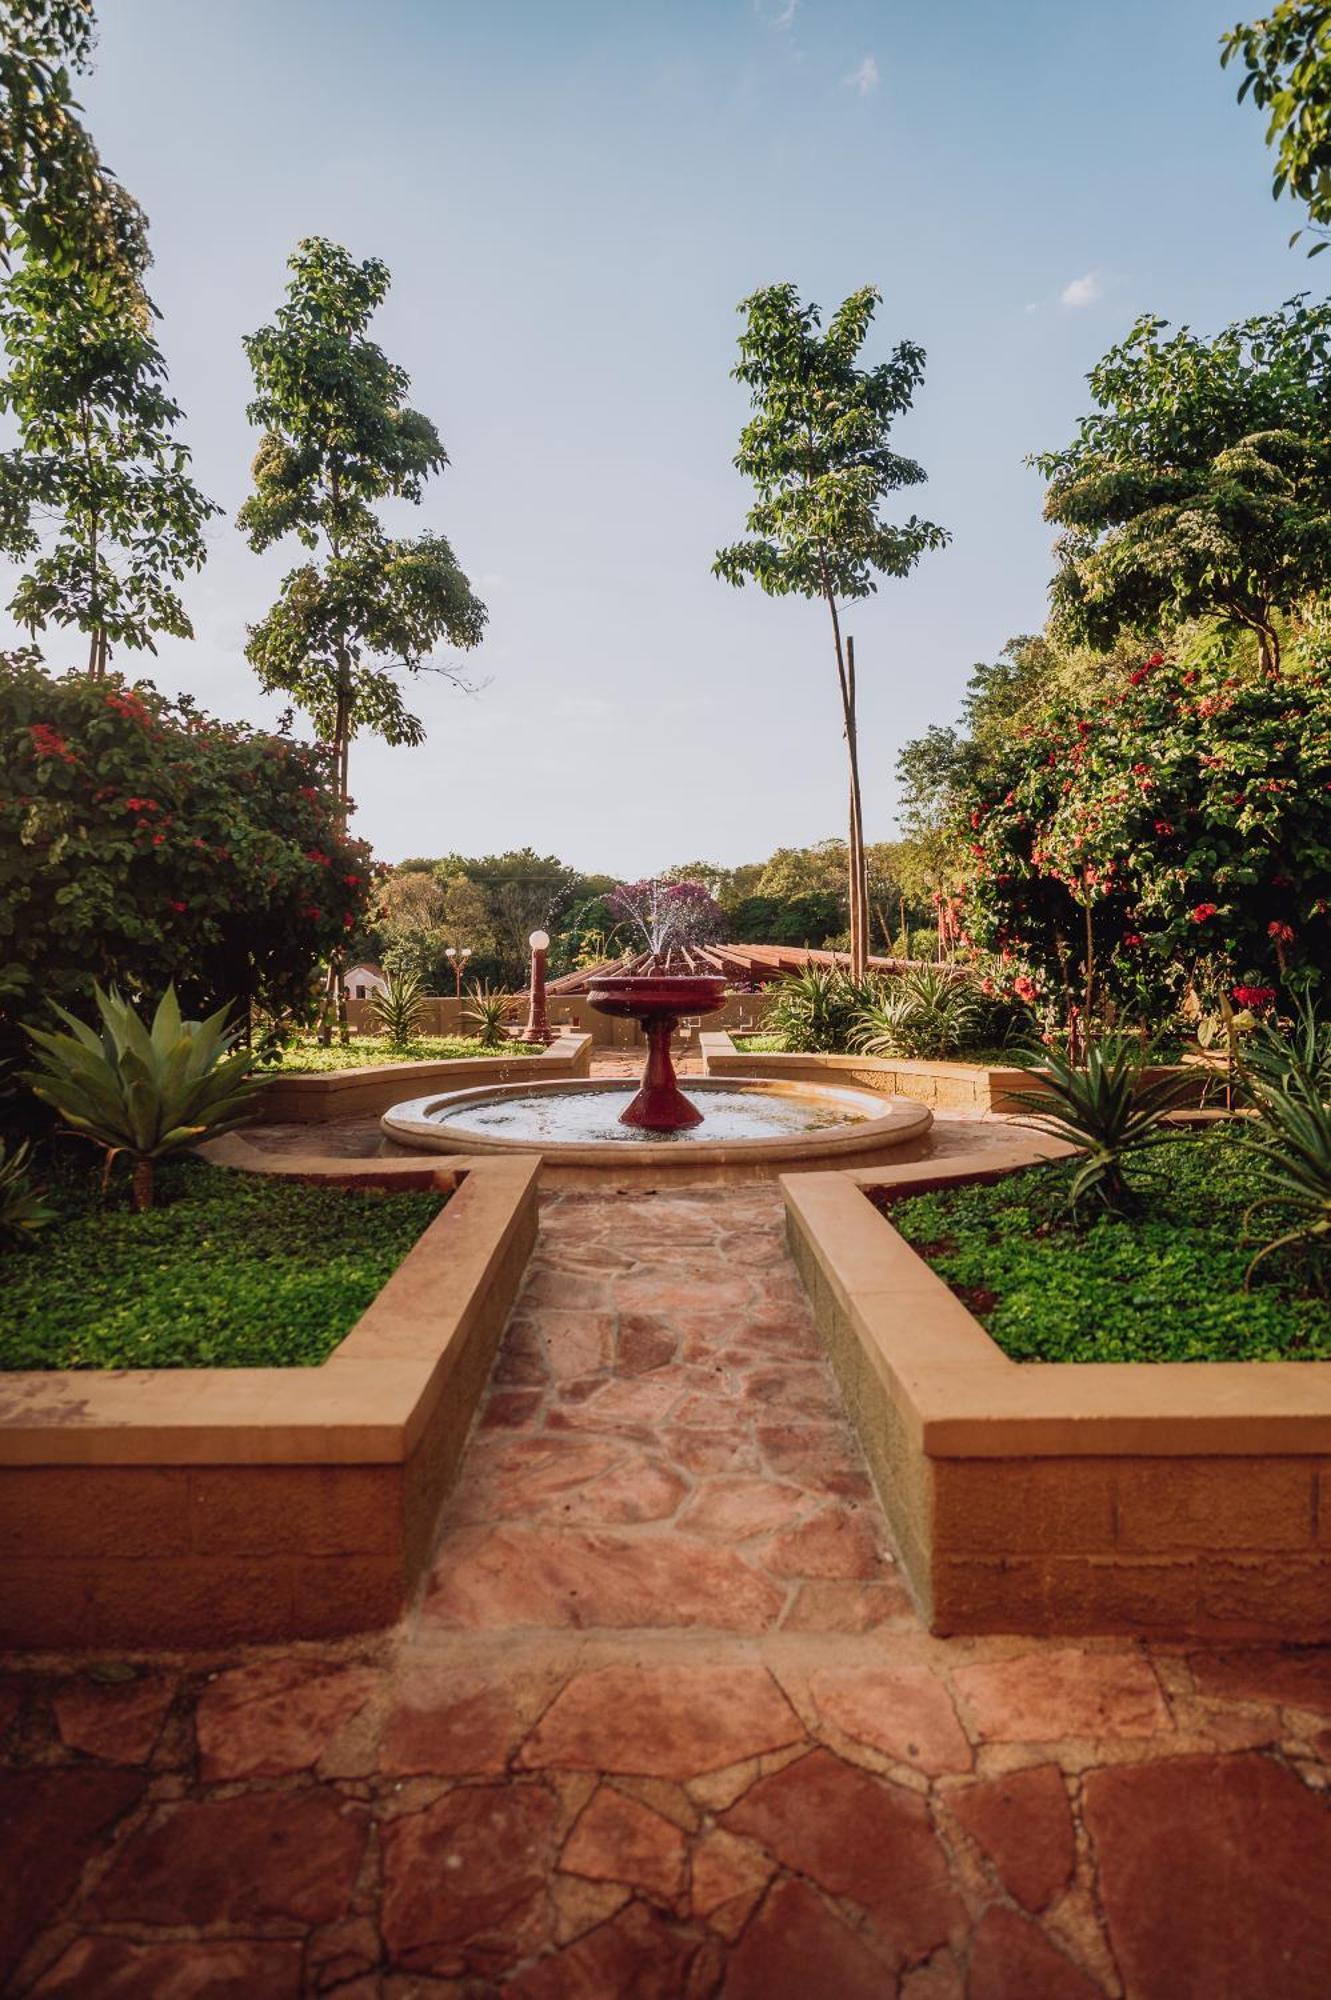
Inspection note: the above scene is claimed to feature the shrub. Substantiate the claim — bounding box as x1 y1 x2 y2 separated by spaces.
465 983 513 1049
1006 1043 1192 1216
368 970 428 1046
0 1136 54 1242
0 653 371 1052
21 984 260 1211
851 965 984 1061
765 967 877 1053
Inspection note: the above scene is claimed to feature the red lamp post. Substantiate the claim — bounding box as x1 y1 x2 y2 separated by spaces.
445 945 472 998
521 928 552 1044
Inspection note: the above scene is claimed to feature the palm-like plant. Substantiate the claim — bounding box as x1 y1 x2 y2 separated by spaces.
0 1137 55 1242
1240 990 1331 1104
465 983 513 1050
20 985 259 1211
368 970 428 1046
1006 1044 1191 1215
851 965 983 1062
1240 1079 1331 1291
766 967 876 1054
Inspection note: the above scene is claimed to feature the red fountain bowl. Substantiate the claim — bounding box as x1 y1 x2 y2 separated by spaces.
585 974 728 1131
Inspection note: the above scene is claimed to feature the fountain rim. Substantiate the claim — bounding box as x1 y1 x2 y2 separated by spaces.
379 1074 933 1168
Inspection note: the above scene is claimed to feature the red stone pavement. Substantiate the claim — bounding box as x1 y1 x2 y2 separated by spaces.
3 1182 1331 1997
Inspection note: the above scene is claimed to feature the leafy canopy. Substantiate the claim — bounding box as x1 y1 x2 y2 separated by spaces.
238 237 486 766
713 282 947 603
0 227 218 671
1032 298 1331 672
0 0 146 277
1223 2 1331 248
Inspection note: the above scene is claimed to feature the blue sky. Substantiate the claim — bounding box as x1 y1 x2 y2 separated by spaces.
0 0 1311 873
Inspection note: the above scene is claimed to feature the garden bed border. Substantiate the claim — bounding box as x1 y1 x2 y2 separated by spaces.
0 1147 540 1651
255 1029 593 1122
782 1145 1331 1642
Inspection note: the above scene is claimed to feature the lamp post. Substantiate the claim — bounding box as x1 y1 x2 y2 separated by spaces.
521 929 551 1044
445 945 472 999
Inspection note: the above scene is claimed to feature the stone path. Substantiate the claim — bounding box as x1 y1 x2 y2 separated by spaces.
3 1185 1331 1996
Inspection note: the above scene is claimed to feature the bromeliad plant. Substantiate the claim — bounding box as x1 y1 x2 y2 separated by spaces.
1007 1044 1191 1216
1238 992 1331 1290
464 983 512 1050
21 984 260 1211
0 1137 55 1242
851 965 984 1062
367 969 428 1047
766 967 879 1054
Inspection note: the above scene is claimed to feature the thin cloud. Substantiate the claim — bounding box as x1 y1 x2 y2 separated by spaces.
842 54 879 95
754 0 799 26
1060 271 1103 308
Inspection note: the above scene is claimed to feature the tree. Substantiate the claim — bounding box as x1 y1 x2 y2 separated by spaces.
1032 299 1331 675
0 219 218 676
0 1 146 278
0 650 370 1055
238 238 487 816
1223 2 1331 251
715 283 948 978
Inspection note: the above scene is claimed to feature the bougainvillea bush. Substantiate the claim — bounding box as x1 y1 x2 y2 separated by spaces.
954 652 1331 1019
0 653 370 1049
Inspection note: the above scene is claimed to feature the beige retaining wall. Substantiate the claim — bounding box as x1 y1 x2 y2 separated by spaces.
348 991 774 1048
783 1150 1331 1641
256 1031 593 1123
0 1151 539 1650
703 1032 1211 1115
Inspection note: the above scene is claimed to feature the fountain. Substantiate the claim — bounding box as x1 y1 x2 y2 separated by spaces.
584 970 727 1129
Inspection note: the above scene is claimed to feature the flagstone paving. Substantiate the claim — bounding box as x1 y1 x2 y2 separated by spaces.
3 1182 1331 1996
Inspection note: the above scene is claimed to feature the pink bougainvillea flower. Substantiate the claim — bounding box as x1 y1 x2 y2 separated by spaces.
1233 985 1276 1007
1268 920 1295 943
1190 903 1218 923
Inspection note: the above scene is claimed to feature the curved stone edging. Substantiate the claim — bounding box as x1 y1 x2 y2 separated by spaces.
253 1032 593 1123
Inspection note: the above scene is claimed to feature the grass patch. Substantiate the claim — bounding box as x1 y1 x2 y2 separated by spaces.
273 1035 540 1074
733 1033 787 1053
881 1126 1331 1363
0 1152 446 1371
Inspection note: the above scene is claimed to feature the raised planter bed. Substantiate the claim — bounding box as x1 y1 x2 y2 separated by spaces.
703 1030 1211 1115
255 1030 593 1123
0 1147 539 1650
782 1145 1331 1642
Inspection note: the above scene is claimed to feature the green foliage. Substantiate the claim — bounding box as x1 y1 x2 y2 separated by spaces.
464 983 514 1049
0 653 371 1040
851 965 985 1061
764 966 878 1054
0 1133 54 1239
0 1151 444 1369
1241 988 1331 1100
1032 300 1331 672
274 1035 539 1074
367 969 428 1045
955 651 1331 1012
0 223 218 674
20 983 260 1209
1223 2 1331 248
888 1128 1331 1361
0 1 146 276
1237 992 1331 1285
714 283 947 603
238 238 486 795
1005 1043 1191 1215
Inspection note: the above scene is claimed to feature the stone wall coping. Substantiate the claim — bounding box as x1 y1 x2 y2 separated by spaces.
782 1163 1331 1460
0 1152 540 1469
253 1032 593 1121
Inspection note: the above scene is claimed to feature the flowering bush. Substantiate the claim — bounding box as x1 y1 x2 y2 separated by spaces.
952 652 1331 1014
0 654 370 1048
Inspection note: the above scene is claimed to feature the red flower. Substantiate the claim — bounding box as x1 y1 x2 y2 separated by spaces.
1190 903 1218 923
1154 820 1174 837
1123 934 1143 948
28 723 76 763
167 900 188 915
1268 920 1295 943
1013 975 1038 1002
1233 985 1276 1008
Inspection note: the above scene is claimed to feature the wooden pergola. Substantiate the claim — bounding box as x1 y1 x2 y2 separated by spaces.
545 943 914 996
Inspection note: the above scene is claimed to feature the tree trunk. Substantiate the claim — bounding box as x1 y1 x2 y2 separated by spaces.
821 583 869 984
131 1158 155 1212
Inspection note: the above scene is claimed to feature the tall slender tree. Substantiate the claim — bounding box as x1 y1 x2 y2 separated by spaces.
714 284 947 978
238 237 486 1033
238 238 486 816
0 196 217 676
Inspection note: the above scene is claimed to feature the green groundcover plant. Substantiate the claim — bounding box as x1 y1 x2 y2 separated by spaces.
275 1035 541 1074
884 1126 1331 1362
0 1151 445 1371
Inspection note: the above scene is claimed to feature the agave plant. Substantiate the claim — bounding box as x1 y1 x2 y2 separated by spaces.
765 967 877 1054
851 965 984 1062
20 985 260 1211
0 1137 55 1242
1240 989 1331 1104
1006 1043 1192 1216
1239 1078 1331 1291
465 983 513 1050
368 970 428 1046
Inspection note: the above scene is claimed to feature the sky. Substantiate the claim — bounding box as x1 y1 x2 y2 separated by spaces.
0 0 1312 875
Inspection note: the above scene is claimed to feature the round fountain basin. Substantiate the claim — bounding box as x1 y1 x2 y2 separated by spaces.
381 1076 933 1185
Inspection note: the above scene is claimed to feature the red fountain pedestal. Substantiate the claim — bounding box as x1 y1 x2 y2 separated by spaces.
585 975 728 1131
